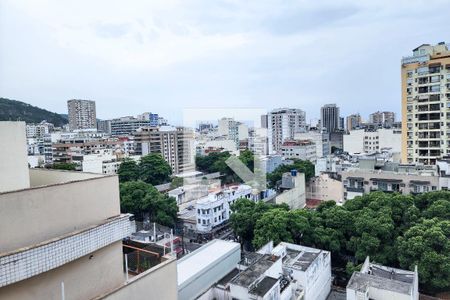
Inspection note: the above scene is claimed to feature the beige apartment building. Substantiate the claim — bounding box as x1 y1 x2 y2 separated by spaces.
134 126 195 175
402 42 450 165
67 99 97 131
0 122 177 300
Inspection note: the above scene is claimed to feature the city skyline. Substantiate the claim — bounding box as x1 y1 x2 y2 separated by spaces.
1 1 449 123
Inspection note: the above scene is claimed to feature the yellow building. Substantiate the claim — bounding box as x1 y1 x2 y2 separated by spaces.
401 42 450 165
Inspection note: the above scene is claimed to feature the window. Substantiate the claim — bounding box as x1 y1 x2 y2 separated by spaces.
198 219 201 224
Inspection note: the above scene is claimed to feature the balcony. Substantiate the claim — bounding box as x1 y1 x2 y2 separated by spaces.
346 186 364 193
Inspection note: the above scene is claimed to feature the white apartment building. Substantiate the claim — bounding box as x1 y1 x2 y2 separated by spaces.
110 114 159 136
196 185 254 232
344 128 402 154
402 42 450 165
81 149 140 175
67 99 96 131
248 127 269 156
271 242 331 300
268 108 306 153
194 241 331 300
295 129 330 158
280 140 317 162
26 121 54 138
218 117 248 147
347 257 418 300
0 121 178 300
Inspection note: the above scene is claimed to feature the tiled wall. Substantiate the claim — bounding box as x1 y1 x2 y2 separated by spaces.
0 214 134 287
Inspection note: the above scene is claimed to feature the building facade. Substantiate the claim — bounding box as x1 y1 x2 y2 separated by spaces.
369 111 396 127
268 108 306 153
0 121 177 300
321 104 340 133
133 126 195 174
280 140 317 162
342 166 439 200
344 128 402 154
67 99 96 131
195 185 253 232
295 129 330 158
401 42 450 165
111 113 158 136
346 114 362 132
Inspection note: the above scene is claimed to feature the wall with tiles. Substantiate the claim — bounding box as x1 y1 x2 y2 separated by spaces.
0 241 124 300
0 215 133 287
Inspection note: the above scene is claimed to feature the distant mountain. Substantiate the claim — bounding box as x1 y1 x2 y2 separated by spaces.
0 97 68 127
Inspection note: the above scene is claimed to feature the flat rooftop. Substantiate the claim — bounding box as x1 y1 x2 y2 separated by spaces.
231 254 279 287
284 248 320 271
369 263 415 284
177 239 240 287
347 272 413 295
250 276 278 297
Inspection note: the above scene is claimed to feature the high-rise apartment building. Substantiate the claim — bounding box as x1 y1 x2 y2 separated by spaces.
401 42 450 165
109 112 159 136
67 99 96 131
134 126 195 174
268 108 306 153
369 111 395 127
346 114 362 132
218 117 247 147
320 104 340 133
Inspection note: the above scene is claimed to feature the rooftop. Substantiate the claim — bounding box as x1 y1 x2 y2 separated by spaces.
250 276 278 297
177 239 240 287
272 242 328 272
231 254 280 287
347 272 413 295
284 248 319 271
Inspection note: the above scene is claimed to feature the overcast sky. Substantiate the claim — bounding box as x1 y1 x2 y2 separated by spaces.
0 0 449 125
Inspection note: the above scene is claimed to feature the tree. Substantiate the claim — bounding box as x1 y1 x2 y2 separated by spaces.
117 158 138 182
230 198 289 250
51 162 77 170
229 189 450 294
253 209 293 248
119 180 178 227
139 154 172 185
170 176 184 189
267 159 315 189
396 219 450 293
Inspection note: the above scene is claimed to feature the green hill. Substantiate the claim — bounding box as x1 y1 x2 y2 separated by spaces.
0 97 68 127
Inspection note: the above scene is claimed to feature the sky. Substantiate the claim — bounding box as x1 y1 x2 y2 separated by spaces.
0 0 449 125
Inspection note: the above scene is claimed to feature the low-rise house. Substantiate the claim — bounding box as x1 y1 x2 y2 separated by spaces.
196 185 254 233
